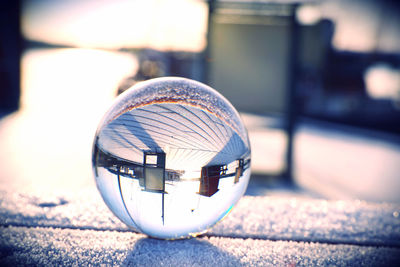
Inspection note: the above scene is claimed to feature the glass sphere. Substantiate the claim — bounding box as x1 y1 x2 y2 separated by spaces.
92 77 251 239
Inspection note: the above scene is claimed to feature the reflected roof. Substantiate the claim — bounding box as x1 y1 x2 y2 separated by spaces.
98 103 248 171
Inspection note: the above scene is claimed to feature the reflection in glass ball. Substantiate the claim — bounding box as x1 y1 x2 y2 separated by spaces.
92 77 251 239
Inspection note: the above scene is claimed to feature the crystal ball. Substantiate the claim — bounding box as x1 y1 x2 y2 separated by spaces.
92 77 251 239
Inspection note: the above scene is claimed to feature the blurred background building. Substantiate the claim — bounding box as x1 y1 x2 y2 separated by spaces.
1 0 400 203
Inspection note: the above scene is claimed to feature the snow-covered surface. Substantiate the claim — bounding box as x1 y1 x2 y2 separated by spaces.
1 187 400 247
295 121 400 203
2 226 400 266
1 181 400 265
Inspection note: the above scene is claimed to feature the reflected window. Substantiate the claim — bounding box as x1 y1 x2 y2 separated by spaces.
199 165 222 197
234 159 244 184
143 152 166 193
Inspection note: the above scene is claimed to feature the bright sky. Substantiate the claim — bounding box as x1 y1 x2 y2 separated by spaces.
22 0 208 52
23 0 400 53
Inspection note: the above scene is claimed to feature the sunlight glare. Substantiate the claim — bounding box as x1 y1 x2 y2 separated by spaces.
22 0 208 52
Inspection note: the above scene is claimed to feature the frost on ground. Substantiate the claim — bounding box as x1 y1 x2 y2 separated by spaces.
1 169 400 266
1 188 400 246
1 226 400 266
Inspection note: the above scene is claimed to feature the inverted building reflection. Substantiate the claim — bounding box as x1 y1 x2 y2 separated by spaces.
93 142 250 198
93 141 250 225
